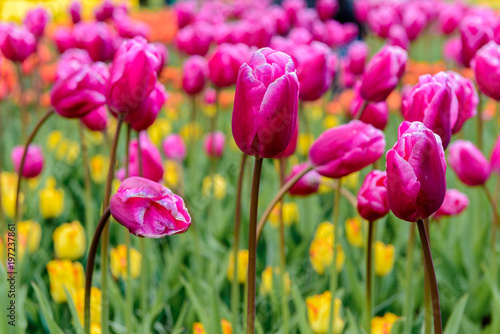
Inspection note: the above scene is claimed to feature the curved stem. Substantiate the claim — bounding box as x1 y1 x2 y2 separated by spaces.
232 153 247 332
483 185 500 229
100 115 124 334
278 158 289 334
256 164 314 243
366 221 375 334
84 207 112 334
79 122 93 245
247 157 264 334
354 100 368 120
404 224 416 334
327 178 342 334
321 180 358 210
417 219 442 334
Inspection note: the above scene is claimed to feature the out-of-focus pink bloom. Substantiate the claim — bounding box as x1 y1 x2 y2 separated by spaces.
11 145 44 178
286 162 320 196
117 133 164 182
232 48 299 158
270 36 296 60
269 5 290 35
0 24 36 62
437 4 462 35
208 43 251 88
341 60 355 88
288 27 313 46
95 0 114 21
55 48 92 80
491 135 500 175
402 72 458 149
114 13 150 40
151 42 168 76
350 84 388 130
346 41 369 75
359 45 407 103
175 22 213 56
367 6 399 39
460 15 493 68
388 25 409 51
24 7 50 39
283 0 306 25
309 120 385 178
342 22 359 45
182 55 208 96
324 20 344 48
174 0 196 29
494 20 500 45
443 37 463 65
81 106 108 132
69 1 82 24
402 6 426 41
53 27 75 53
203 131 226 158
316 0 338 21
295 8 318 31
204 88 216 105
294 41 332 101
110 176 191 238
126 82 167 131
472 41 500 101
447 71 478 134
163 134 187 162
433 189 469 219
354 0 370 23
357 170 389 221
386 121 446 222
448 140 491 186
73 22 116 62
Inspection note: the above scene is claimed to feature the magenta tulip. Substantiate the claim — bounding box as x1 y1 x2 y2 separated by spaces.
288 27 313 46
182 55 208 96
283 0 306 25
24 7 50 39
232 48 299 158
209 43 251 88
151 42 168 76
81 106 108 132
110 176 191 238
276 126 298 158
350 84 388 130
69 0 82 24
269 5 289 35
126 82 168 131
367 6 399 39
174 0 196 29
386 121 446 222
443 37 463 65
51 62 108 119
294 41 332 101
316 0 338 21
55 48 92 80
433 189 469 219
359 45 407 103
163 134 187 162
472 41 500 101
0 24 36 62
203 131 226 158
175 22 213 56
204 88 216 105
114 14 150 41
346 41 368 75
342 22 359 45
357 170 389 221
73 22 116 62
388 25 410 51
53 27 75 53
447 71 478 134
95 0 114 21
448 140 491 186
491 136 500 175
402 6 426 41
460 15 493 68
11 145 44 178
309 120 385 179
437 4 462 35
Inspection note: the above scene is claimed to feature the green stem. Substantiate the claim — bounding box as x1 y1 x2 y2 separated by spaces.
278 158 289 334
16 64 28 140
477 93 484 151
483 185 499 281
423 218 431 334
79 122 94 245
247 157 264 334
327 178 342 334
366 221 375 334
404 224 416 334
137 131 148 316
124 125 133 333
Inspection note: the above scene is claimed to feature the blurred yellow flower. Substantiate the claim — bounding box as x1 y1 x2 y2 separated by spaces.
53 221 86 260
0 172 17 193
318 177 334 194
110 244 142 279
112 178 121 195
202 174 227 199
306 292 344 334
323 115 340 130
180 122 203 141
18 220 42 254
344 172 359 190
371 312 400 334
56 140 70 161
91 323 102 334
89 155 108 184
66 141 81 165
47 130 64 152
345 217 364 248
87 130 104 146
269 202 299 228
309 104 324 121
27 177 39 190
193 319 232 334
260 266 291 296
163 160 179 189
46 260 84 303
203 105 217 118
309 239 345 275
297 133 315 156
314 222 334 240
148 118 172 146
74 287 102 325
1 189 22 219
374 241 395 277
227 249 249 284
39 177 64 219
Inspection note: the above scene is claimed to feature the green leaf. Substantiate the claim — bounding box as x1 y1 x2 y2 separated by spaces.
291 284 313 334
443 294 469 334
31 282 65 334
64 287 84 334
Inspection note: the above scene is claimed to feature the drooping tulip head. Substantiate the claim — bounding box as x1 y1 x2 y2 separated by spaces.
81 106 108 132
11 145 44 178
448 140 491 186
126 82 168 132
433 189 469 219
286 162 320 196
357 170 389 221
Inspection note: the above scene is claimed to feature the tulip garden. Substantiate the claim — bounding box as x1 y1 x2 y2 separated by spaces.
2 0 500 333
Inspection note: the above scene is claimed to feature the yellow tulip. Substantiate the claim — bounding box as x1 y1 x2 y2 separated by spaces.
2 189 22 219
56 139 70 161
148 118 172 146
87 130 104 146
202 174 227 199
89 155 108 184
297 133 315 156
65 141 81 165
345 217 364 248
90 323 102 334
47 130 64 152
73 287 102 325
314 222 334 240
53 221 86 260
269 202 299 228
110 244 142 279
0 172 17 193
309 104 324 121
193 319 232 334
163 160 179 189
39 177 64 219
374 241 395 277
323 114 340 130
180 122 203 141
203 105 217 118
18 220 42 254
309 238 345 275
371 312 400 334
46 260 84 303
227 250 249 284
260 266 291 296
306 292 344 334
112 179 121 196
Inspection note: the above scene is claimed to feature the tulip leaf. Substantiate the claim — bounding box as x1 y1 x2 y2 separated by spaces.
346 308 361 334
443 294 468 334
63 287 84 334
179 275 210 326
31 282 65 334
171 301 189 333
290 284 313 334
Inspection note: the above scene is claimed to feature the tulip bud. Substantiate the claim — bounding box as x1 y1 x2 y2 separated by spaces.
24 7 50 39
359 45 407 103
386 121 447 222
193 320 233 334
151 42 168 76
73 22 116 62
345 217 364 247
306 292 345 334
209 43 251 88
491 136 500 175
460 15 493 68
367 6 399 39
53 220 86 260
227 249 249 284
175 22 213 56
260 266 291 296
350 84 388 130
114 13 150 40
295 41 333 101
81 106 109 132
472 41 500 101
0 23 36 62
110 244 142 279
286 162 320 196
269 202 299 228
46 260 84 303
447 71 478 134
357 170 389 221
232 47 299 158
117 133 164 182
433 189 469 219
202 174 227 199
448 140 491 186
163 134 187 162
443 37 463 66
203 131 226 158
309 120 385 179
18 220 42 254
346 41 369 75
11 145 44 178
69 1 82 24
310 222 345 274
182 55 208 95
110 177 191 237
283 0 306 25
372 313 400 333
374 241 395 276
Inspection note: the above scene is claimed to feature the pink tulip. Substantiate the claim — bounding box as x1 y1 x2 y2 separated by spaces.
472 41 500 101
448 140 491 186
323 20 344 48
354 0 370 23
95 0 114 21
309 120 385 179
51 62 108 119
55 48 92 80
203 131 226 158
342 23 359 45
316 0 338 21
174 0 196 29
73 22 116 62
494 20 500 45
295 8 318 31
163 134 187 162
346 41 369 76
110 176 191 238
114 13 150 41
388 25 409 51
447 71 478 134
69 1 82 24
443 37 463 66
386 121 446 222
350 84 388 130
182 55 208 96
402 72 458 149
357 170 389 221
117 133 164 182
151 42 168 76
126 82 168 131
232 48 299 158
359 45 407 103
288 27 313 46
437 4 462 35
367 6 399 39
11 145 44 178
81 106 108 132
0 24 36 62
208 43 251 88
460 15 493 68
276 126 298 158
286 162 320 196
402 6 426 41
294 41 332 101
175 22 213 56
491 136 500 175
269 36 296 60
269 5 290 35
106 37 160 116
433 189 469 219
53 27 75 53
24 7 50 39
204 88 216 105
283 0 306 25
